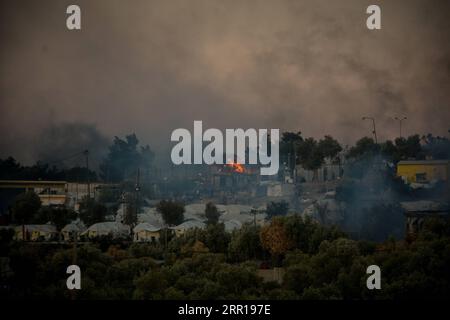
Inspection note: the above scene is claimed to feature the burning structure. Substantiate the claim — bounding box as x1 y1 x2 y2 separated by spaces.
208 162 261 203
225 161 246 174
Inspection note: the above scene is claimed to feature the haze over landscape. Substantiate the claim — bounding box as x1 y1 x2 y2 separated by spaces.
1 0 449 164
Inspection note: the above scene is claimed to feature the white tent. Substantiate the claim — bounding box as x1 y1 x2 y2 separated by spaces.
133 222 161 242
171 220 205 236
61 221 86 241
15 224 58 241
223 219 243 232
81 222 130 239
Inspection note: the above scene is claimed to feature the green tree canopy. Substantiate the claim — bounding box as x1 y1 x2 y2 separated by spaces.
317 135 342 161
34 207 77 230
156 200 185 226
79 197 107 226
346 137 379 159
11 191 41 224
266 201 289 219
381 135 422 163
421 134 450 160
280 131 303 171
99 134 154 182
205 202 220 225
228 224 265 262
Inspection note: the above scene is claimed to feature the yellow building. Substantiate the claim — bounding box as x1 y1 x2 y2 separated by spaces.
0 180 68 206
397 160 450 184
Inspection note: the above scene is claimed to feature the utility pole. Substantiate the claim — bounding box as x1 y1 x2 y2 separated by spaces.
84 150 90 199
394 116 407 138
135 168 140 223
362 117 378 144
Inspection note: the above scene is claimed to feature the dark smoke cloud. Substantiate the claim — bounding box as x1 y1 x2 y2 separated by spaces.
0 0 449 164
36 122 109 169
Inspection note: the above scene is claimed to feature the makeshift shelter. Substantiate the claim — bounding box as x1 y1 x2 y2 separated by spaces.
15 224 58 241
171 220 205 237
81 222 130 239
133 223 161 242
61 221 86 241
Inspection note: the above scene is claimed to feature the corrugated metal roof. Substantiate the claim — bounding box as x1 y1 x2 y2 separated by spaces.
133 223 161 232
171 220 205 230
15 224 57 233
82 222 130 235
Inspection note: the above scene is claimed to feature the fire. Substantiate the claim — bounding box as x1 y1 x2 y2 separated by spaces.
226 161 245 173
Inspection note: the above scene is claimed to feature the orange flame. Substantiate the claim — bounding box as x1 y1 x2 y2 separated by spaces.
226 161 245 173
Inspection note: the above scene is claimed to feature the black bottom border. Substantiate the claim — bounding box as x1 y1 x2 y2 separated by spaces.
1 300 446 319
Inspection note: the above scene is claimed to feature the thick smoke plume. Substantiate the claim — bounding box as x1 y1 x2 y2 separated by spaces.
1 0 449 164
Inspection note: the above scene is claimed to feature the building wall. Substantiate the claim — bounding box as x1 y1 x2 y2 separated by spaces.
15 230 57 241
0 180 68 209
39 194 67 206
67 182 103 201
134 230 160 242
174 229 185 237
296 164 342 183
397 163 449 183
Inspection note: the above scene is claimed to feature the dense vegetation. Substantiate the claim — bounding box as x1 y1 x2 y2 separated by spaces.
1 215 449 299
1 132 449 299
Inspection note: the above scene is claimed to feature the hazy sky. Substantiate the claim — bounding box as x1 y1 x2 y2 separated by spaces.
1 0 449 164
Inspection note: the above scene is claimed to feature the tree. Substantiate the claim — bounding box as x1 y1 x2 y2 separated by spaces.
0 157 98 182
99 133 155 182
79 197 107 226
133 270 167 299
260 218 293 260
318 135 342 162
266 201 289 220
346 137 379 159
11 191 41 240
421 134 450 160
200 223 230 253
395 135 422 160
297 138 319 168
280 134 342 181
228 224 264 262
280 131 303 171
381 140 397 160
0 157 22 180
381 135 423 163
283 215 346 254
123 193 138 227
34 207 77 230
296 138 327 180
156 200 185 226
215 264 262 298
205 202 220 225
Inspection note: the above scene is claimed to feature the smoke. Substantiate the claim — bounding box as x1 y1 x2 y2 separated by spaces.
1 0 449 164
336 155 406 241
35 122 109 170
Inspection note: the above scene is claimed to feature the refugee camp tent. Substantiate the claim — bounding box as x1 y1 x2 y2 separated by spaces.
81 222 130 239
15 224 58 241
133 223 161 242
